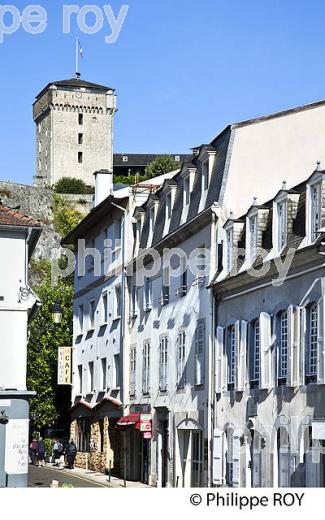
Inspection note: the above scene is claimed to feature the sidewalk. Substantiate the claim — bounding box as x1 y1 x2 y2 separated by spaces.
46 463 152 488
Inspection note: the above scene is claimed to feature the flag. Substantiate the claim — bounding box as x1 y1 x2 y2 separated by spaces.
77 38 84 59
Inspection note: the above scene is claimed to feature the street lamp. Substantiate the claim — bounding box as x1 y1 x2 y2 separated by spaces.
51 301 63 326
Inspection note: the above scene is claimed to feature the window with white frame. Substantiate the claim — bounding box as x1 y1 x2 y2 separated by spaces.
161 266 170 305
250 319 260 386
159 335 168 391
112 218 122 263
226 228 233 273
306 303 318 382
227 325 236 388
114 286 122 319
131 285 138 318
195 321 205 386
114 353 120 388
88 361 94 393
177 330 186 388
249 215 258 260
101 358 107 390
78 365 83 394
278 311 288 381
166 192 172 220
130 346 136 396
102 292 108 324
78 304 84 334
144 277 152 311
311 183 321 242
89 300 96 329
142 340 150 394
277 201 287 251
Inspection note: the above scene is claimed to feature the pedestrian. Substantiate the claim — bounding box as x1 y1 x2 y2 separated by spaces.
66 440 77 470
29 442 36 465
30 437 38 465
37 437 46 467
52 438 63 466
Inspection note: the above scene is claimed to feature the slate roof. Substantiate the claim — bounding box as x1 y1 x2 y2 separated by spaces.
138 127 232 250
0 204 41 228
36 78 114 100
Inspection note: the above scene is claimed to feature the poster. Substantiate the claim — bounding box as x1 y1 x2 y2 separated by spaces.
4 419 29 475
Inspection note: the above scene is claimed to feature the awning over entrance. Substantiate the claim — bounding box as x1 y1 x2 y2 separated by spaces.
117 413 141 429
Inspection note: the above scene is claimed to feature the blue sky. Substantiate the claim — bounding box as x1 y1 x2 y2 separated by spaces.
1 0 325 184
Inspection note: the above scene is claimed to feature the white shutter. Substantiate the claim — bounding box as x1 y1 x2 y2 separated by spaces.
260 312 272 389
215 326 225 393
234 321 240 390
213 428 224 485
300 307 307 385
232 431 241 487
238 321 248 391
287 305 300 387
317 297 325 384
195 322 205 386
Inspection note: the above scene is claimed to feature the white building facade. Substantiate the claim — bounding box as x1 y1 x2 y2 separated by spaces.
0 203 41 487
66 98 325 486
211 168 325 487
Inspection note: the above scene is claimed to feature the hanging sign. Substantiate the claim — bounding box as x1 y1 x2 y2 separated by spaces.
58 347 72 385
140 414 152 432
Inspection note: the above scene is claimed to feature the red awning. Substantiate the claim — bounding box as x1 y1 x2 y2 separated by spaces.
117 413 141 429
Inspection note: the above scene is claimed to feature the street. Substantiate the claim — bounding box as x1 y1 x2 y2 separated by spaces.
28 464 109 488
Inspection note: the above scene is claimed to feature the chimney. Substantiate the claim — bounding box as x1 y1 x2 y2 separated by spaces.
94 170 113 206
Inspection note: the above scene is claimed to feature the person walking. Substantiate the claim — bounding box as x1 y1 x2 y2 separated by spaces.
52 439 63 466
66 440 77 470
37 437 46 467
30 437 38 465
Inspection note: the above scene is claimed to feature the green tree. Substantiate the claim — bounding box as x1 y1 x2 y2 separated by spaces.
145 155 181 178
27 275 74 431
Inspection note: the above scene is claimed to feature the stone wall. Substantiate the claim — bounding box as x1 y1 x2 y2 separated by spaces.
0 181 92 261
71 417 118 475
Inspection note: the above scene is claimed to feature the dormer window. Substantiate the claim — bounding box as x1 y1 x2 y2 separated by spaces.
311 183 321 242
202 161 209 193
166 193 172 220
248 214 258 260
277 201 287 251
122 155 128 162
182 175 190 223
226 228 233 273
148 206 155 244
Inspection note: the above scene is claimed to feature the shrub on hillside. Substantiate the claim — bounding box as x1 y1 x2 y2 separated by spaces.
54 177 94 194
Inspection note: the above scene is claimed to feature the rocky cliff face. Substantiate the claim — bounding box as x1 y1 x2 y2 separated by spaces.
0 181 92 260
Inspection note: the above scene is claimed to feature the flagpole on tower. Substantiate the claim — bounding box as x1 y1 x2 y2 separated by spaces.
75 35 79 78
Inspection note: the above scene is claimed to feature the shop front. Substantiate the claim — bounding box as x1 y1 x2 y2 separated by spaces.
117 409 152 484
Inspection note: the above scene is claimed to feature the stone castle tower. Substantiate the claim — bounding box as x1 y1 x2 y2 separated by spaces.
33 75 117 187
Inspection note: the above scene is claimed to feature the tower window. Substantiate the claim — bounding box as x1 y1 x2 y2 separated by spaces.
78 133 83 145
78 152 83 164
79 113 83 125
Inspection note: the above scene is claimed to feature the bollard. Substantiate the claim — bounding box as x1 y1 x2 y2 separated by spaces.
50 479 59 488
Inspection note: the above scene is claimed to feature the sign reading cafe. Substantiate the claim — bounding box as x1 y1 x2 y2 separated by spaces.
58 347 72 385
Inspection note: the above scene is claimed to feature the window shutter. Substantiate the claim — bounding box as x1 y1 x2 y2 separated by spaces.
215 326 225 393
287 305 300 387
213 428 224 485
232 430 241 487
234 321 240 390
300 307 307 385
260 312 272 389
317 298 325 384
195 322 205 385
159 339 163 389
238 321 248 391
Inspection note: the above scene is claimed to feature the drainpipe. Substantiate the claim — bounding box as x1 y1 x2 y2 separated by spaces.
207 206 218 487
111 201 127 409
